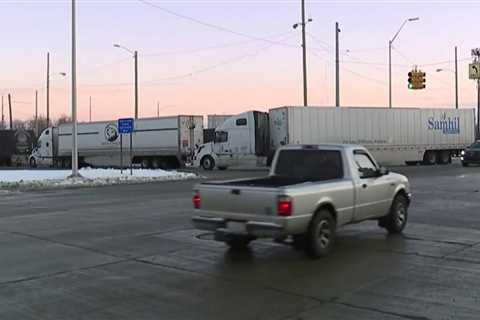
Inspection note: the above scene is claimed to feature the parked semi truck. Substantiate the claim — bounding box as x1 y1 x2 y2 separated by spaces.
0 129 35 166
194 106 476 169
30 115 203 169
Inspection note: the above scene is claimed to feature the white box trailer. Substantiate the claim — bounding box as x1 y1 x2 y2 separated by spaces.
30 115 204 169
269 107 476 165
207 115 234 129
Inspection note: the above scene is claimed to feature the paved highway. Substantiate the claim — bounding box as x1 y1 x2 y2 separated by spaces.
1 164 480 319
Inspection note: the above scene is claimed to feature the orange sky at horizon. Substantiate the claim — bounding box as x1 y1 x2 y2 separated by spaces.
2 1 480 124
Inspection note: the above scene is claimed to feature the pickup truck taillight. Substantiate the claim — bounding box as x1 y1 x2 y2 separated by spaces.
192 192 201 209
277 196 292 217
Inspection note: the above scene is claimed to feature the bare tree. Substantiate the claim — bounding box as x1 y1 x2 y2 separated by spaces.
56 114 72 126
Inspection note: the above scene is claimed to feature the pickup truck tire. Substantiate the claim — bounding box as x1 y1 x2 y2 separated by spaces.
380 194 408 234
306 210 336 259
201 156 215 171
225 236 251 251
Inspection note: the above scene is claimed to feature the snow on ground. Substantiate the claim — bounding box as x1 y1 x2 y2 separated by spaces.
0 168 198 190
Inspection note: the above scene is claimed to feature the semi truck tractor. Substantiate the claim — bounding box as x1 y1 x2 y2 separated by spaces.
30 115 203 169
194 106 476 169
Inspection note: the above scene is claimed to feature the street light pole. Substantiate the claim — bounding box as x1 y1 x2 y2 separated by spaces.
389 40 392 108
1 95 4 129
89 96 92 122
134 50 139 119
71 0 79 177
301 0 308 107
293 0 311 107
388 17 419 108
46 52 50 126
436 66 459 109
335 22 340 107
35 90 38 137
455 46 459 109
114 44 139 119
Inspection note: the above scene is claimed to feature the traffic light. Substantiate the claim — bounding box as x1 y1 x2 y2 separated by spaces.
408 72 413 89
407 70 426 90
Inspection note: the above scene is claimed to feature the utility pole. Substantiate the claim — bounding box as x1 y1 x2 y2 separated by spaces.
1 95 4 129
388 17 420 108
89 96 92 122
71 0 79 177
477 79 480 139
46 52 50 126
8 94 13 130
35 90 39 136
335 22 340 107
134 50 139 119
455 46 459 109
301 0 308 107
157 101 159 117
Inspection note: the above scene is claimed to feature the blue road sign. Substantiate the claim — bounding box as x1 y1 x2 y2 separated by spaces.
118 118 134 134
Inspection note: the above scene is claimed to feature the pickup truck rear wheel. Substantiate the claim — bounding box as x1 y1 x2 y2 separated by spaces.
225 236 251 251
306 210 336 259
380 194 408 234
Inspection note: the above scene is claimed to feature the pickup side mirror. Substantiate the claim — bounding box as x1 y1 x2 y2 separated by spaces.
359 167 388 179
379 167 389 176
359 168 377 179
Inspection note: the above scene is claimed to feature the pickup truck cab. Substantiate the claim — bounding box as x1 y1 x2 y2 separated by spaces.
192 144 411 258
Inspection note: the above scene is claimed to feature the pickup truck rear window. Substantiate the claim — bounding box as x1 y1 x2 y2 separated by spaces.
274 150 344 181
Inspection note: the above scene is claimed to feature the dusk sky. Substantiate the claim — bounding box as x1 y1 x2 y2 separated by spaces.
1 0 480 122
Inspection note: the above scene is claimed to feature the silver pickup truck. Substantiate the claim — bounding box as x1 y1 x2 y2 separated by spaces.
192 144 411 258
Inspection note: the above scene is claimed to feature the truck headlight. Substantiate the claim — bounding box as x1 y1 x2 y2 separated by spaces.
461 150 465 156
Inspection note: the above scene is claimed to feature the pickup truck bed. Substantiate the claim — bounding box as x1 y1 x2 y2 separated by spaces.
203 176 312 187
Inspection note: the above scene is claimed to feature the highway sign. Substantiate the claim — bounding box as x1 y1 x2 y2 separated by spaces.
118 118 134 134
469 63 480 79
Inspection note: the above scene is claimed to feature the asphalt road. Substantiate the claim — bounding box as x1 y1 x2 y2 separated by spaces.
1 164 480 319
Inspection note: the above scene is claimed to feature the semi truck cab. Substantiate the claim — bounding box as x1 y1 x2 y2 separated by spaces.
29 127 57 167
194 111 269 170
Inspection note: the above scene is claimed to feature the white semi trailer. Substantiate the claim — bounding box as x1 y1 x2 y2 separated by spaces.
194 106 475 169
30 115 203 169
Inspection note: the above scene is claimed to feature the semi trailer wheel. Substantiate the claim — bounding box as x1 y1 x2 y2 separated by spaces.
29 158 37 168
423 151 437 165
437 151 451 165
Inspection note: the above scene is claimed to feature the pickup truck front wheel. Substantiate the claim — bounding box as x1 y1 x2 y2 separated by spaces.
306 210 336 259
380 194 408 234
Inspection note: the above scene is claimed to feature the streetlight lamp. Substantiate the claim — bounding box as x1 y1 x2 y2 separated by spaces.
114 44 139 119
45 51 67 127
436 67 459 109
293 0 312 107
389 17 419 108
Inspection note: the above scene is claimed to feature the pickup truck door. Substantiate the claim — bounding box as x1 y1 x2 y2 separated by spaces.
353 151 393 221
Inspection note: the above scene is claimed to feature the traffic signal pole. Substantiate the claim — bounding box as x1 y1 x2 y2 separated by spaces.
389 40 392 108
335 22 340 108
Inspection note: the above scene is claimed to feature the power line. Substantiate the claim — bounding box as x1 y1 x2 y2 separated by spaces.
143 32 293 57
137 0 300 48
82 33 296 88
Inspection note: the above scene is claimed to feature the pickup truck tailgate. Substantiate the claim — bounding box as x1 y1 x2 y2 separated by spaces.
198 184 279 216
